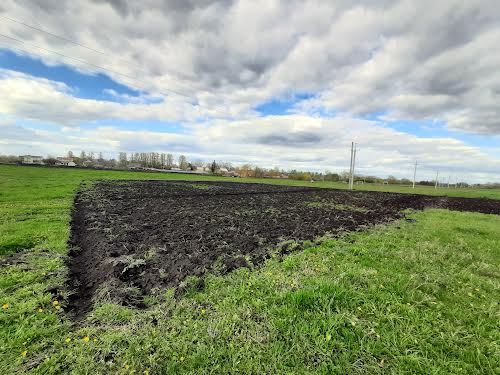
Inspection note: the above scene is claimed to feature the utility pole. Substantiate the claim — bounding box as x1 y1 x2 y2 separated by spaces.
412 160 417 189
435 171 439 189
352 143 357 188
348 142 354 190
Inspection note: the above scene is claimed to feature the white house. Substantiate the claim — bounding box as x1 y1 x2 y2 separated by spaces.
55 157 77 167
21 155 44 165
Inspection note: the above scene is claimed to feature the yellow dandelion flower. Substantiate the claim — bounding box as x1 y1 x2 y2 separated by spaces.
180 356 185 362
83 336 90 343
124 364 129 369
2 303 9 309
52 300 59 306
21 351 27 357
55 305 61 310
65 338 71 343
201 309 206 315
38 308 43 313
93 338 97 342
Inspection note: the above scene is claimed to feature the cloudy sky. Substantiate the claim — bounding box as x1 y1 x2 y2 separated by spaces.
1 0 499 182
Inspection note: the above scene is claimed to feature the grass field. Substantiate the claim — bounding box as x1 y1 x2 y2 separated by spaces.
1 164 499 374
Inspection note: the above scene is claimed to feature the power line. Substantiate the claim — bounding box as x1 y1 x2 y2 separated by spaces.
0 15 107 55
0 15 193 93
0 17 242 115
0 33 239 117
0 33 191 99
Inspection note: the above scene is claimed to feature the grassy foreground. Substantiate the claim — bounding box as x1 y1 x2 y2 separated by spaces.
1 165 499 374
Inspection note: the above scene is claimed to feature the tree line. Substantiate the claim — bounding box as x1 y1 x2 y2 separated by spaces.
1 152 493 187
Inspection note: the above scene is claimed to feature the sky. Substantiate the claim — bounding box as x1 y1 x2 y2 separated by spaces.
0 0 499 183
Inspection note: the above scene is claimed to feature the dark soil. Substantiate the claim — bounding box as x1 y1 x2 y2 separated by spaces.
67 181 500 319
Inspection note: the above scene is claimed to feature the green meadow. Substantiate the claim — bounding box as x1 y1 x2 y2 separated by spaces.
1 165 499 374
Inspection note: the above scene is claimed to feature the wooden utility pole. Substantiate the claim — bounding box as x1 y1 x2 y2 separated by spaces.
435 171 439 189
412 160 417 189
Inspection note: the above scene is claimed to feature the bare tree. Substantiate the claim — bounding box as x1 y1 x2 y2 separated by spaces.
149 152 160 168
67 150 74 158
178 155 188 170
118 152 128 167
166 153 174 169
192 159 205 167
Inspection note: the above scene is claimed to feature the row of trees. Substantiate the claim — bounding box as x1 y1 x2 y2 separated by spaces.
2 152 491 187
117 152 205 170
69 151 228 172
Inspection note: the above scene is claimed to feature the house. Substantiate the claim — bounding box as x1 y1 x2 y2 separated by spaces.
216 168 239 177
219 167 229 174
128 163 142 170
21 155 44 165
55 157 77 167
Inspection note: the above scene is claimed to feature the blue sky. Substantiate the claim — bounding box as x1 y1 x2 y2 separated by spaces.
1 0 499 182
2 48 498 146
0 49 140 101
1 48 499 179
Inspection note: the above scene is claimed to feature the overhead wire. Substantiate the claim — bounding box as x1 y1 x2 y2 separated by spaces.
0 32 194 100
0 14 182 81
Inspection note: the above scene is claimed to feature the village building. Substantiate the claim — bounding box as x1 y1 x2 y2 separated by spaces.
127 163 143 170
55 157 77 167
21 155 44 165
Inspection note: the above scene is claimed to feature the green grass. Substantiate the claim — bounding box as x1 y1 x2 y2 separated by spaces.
1 164 499 374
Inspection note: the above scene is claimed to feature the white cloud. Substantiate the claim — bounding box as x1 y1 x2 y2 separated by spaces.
1 0 500 133
1 1 500 182
2 115 499 183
